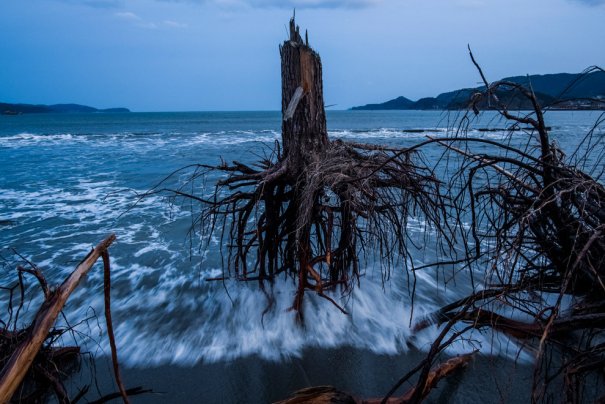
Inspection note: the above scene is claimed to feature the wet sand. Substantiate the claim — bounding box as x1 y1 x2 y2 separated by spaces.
73 346 533 403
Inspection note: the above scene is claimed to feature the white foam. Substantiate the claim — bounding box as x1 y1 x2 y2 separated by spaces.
2 125 559 368
0 133 78 147
0 172 541 368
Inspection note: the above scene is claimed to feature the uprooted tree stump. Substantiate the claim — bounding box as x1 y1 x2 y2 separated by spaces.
155 16 446 321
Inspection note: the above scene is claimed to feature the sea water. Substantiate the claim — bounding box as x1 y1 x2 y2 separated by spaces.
0 110 603 371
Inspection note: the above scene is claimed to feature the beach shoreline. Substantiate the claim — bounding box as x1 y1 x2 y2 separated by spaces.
76 347 533 403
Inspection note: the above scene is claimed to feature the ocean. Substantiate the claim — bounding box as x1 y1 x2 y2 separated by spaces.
0 110 603 402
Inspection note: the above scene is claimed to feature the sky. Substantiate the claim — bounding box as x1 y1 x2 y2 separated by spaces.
0 0 604 111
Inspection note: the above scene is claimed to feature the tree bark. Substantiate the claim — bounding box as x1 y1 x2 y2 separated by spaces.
280 15 328 175
279 15 331 317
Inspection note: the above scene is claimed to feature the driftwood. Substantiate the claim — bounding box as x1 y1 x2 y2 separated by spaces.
405 52 605 402
390 354 472 403
274 353 473 404
102 250 130 404
0 234 122 403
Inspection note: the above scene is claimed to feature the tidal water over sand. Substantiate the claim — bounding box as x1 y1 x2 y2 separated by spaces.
1 110 602 401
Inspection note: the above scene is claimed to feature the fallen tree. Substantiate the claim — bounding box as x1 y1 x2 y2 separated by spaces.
410 57 605 402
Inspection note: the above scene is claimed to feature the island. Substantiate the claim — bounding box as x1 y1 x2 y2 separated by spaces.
0 102 130 115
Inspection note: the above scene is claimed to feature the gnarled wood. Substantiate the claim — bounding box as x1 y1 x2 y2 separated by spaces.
155 16 446 322
274 354 472 404
280 15 328 174
0 234 116 403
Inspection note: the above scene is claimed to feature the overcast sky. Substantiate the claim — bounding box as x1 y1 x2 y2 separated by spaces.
1 0 603 111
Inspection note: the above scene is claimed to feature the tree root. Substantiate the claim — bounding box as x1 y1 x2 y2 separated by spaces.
0 236 142 403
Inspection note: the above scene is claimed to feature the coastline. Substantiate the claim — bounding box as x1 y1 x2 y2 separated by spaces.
77 347 533 403
4 110 602 402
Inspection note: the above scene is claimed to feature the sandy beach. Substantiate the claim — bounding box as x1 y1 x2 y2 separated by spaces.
77 347 533 403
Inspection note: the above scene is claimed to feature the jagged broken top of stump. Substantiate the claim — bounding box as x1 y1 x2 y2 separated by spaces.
280 15 328 164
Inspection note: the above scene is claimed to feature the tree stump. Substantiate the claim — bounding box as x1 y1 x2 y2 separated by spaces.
169 15 444 320
280 16 328 174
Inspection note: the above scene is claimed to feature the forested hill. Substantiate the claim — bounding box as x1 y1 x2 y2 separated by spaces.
352 71 605 111
1 102 130 114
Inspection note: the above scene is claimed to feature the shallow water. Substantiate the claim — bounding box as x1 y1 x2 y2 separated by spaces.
0 110 603 381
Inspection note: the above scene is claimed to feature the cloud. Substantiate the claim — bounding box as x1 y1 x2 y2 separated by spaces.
55 0 380 9
54 0 382 11
455 0 485 8
115 11 187 29
163 20 189 28
248 0 381 8
115 11 159 28
568 0 605 5
115 11 141 20
53 0 124 8
157 0 380 9
82 0 123 6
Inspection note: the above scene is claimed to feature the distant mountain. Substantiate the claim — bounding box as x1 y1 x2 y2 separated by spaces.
0 102 130 115
350 96 415 110
351 71 605 111
502 72 605 99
